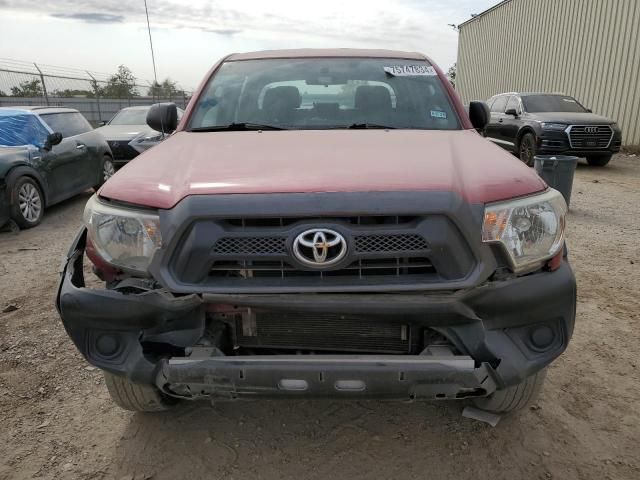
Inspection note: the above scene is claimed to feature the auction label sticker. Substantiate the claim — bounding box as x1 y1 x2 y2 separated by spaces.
431 110 447 119
384 65 437 76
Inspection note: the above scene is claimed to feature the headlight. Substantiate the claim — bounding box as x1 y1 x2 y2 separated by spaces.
128 132 165 154
84 195 161 274
541 122 567 131
482 189 567 273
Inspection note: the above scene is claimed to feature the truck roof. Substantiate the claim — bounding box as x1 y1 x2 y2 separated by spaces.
226 48 428 61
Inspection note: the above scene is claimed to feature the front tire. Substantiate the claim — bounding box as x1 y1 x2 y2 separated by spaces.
94 155 115 191
104 371 177 412
10 176 44 229
472 368 547 413
586 154 612 167
518 132 537 166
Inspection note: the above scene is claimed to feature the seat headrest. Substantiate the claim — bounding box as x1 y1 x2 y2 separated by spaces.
355 85 392 111
263 86 301 112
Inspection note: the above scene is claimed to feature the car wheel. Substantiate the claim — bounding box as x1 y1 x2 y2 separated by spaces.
10 176 44 229
472 368 547 414
518 132 536 166
94 155 115 191
103 371 177 412
586 154 612 167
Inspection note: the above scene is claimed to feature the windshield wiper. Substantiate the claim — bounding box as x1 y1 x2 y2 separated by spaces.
346 123 396 130
190 122 286 132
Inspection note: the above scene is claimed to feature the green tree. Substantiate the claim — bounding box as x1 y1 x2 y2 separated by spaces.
0 90 6 97
446 63 456 89
52 88 94 98
102 65 138 98
147 78 179 98
10 79 43 97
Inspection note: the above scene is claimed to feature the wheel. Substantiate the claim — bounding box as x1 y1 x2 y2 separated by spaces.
518 132 537 166
94 155 115 190
473 368 547 413
10 176 44 229
586 154 612 167
103 371 177 412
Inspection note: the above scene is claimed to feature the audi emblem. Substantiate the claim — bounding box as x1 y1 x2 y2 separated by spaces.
584 126 599 134
292 228 347 267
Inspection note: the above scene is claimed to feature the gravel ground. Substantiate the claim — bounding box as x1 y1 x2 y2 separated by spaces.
0 154 639 480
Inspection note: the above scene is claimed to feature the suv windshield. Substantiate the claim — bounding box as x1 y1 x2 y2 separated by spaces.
109 109 150 125
522 95 588 113
188 58 460 130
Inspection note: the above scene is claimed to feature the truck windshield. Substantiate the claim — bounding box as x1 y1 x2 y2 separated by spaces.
188 58 460 131
522 95 588 113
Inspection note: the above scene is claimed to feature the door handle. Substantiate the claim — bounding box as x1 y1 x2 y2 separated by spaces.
498 119 503 123
76 144 87 150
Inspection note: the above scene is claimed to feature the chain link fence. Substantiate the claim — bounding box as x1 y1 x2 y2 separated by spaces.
0 59 192 126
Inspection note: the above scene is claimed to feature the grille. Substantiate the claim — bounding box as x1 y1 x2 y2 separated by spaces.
213 237 286 255
210 257 435 279
355 234 428 253
224 215 418 228
212 233 428 256
568 125 613 149
236 311 411 353
107 141 139 161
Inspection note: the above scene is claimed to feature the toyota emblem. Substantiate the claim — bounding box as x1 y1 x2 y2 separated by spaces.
292 228 347 267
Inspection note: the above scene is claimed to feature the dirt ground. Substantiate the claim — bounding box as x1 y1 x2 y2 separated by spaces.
0 154 639 480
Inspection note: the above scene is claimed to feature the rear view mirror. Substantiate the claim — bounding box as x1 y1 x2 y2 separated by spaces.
147 102 178 134
468 101 490 132
505 108 518 117
44 132 63 150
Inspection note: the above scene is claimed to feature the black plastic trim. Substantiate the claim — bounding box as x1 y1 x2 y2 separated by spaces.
149 191 490 293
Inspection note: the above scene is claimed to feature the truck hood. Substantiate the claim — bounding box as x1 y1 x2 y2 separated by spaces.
100 129 546 209
95 124 156 141
526 112 615 125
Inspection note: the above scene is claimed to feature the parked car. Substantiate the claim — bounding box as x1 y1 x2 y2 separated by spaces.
96 105 183 165
484 92 622 166
0 107 114 229
57 49 575 416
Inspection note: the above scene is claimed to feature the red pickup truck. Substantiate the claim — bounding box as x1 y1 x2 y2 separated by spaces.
56 49 575 415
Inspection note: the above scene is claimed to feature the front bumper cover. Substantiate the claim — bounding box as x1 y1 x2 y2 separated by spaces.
57 228 576 400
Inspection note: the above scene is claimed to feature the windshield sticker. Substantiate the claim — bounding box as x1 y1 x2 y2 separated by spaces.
430 110 447 119
384 65 437 77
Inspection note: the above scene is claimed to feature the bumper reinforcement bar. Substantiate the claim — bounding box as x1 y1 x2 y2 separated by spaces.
158 355 497 400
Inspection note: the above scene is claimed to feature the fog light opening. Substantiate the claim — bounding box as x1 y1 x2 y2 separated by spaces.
530 325 555 351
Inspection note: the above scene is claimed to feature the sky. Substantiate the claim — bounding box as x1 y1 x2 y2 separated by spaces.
0 0 497 91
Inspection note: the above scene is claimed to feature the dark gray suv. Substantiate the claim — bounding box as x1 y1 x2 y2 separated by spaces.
484 92 622 166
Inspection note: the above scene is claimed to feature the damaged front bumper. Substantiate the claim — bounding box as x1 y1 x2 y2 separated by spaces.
57 228 576 401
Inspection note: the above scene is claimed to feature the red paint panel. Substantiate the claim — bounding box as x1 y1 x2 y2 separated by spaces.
100 129 545 209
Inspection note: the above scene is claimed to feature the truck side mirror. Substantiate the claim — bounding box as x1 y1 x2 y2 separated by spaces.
468 101 490 132
505 108 518 117
146 102 178 134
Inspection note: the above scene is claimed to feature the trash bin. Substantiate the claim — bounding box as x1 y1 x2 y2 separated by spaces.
534 155 578 207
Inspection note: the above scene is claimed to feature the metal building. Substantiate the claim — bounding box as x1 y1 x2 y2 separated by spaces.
456 0 640 147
